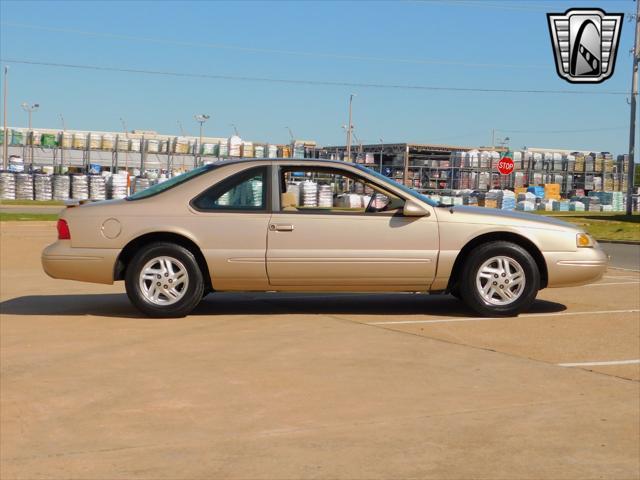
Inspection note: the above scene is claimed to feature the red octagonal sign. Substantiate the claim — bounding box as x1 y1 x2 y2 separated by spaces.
497 156 515 175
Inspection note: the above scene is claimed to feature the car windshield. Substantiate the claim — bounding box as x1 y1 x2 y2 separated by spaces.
127 164 216 200
354 164 439 207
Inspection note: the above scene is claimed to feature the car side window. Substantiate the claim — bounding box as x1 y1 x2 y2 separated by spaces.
193 166 267 211
279 168 404 214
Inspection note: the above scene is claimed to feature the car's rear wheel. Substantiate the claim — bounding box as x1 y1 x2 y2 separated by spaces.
125 242 204 317
459 241 539 317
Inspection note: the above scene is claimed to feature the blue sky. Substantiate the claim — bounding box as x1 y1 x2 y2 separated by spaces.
0 0 637 155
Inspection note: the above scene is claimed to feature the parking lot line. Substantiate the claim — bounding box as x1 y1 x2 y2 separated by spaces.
558 359 640 367
367 309 640 325
608 267 640 273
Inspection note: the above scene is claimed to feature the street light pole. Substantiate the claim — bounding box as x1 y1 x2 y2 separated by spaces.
285 126 294 143
626 0 639 215
2 66 8 170
346 93 355 162
194 114 210 167
21 102 39 169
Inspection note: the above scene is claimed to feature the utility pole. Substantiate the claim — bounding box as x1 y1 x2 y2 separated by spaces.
21 102 39 169
59 114 65 169
379 138 384 173
194 114 210 166
120 118 129 172
346 93 355 162
2 66 8 170
627 0 639 215
230 123 240 137
177 120 185 136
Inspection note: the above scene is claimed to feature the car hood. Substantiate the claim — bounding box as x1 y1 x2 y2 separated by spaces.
437 205 577 231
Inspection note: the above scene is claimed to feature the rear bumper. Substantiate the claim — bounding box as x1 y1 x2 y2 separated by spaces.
544 247 608 288
42 241 119 285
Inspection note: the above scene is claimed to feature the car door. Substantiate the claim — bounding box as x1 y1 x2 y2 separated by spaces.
266 164 439 290
189 164 271 291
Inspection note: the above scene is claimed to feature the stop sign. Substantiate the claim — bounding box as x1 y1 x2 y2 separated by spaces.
497 156 515 175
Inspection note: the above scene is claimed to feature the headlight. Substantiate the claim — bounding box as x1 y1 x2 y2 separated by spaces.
576 233 595 248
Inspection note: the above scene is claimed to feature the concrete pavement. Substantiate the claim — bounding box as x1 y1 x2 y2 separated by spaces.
1 222 638 479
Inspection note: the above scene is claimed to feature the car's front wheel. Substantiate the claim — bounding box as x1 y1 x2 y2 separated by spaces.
125 242 204 317
459 241 540 317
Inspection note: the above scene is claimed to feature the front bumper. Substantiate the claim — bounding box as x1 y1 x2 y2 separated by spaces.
42 241 119 285
544 246 608 288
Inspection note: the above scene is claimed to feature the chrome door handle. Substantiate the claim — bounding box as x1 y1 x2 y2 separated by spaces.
269 224 294 232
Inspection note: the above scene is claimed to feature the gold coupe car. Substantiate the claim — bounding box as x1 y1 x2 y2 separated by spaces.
42 159 607 317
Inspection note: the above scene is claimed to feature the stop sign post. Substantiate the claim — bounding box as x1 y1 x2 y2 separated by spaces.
497 155 514 175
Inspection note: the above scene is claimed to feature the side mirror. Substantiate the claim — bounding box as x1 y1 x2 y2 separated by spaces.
403 200 430 217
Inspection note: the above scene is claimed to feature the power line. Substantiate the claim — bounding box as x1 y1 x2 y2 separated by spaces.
417 0 552 12
0 58 629 95
0 22 547 69
496 126 629 134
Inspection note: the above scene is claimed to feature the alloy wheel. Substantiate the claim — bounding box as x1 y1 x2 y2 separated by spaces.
139 256 190 306
475 255 526 306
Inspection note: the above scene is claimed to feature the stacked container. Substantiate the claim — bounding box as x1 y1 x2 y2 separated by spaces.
53 174 71 200
101 134 115 150
34 174 53 201
15 173 34 200
108 173 129 199
89 134 101 150
89 175 107 200
71 174 89 200
73 132 87 149
0 172 16 199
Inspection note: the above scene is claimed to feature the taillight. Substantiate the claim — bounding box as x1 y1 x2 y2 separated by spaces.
57 219 71 240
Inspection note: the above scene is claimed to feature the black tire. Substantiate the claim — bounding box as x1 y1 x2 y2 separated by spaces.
449 285 462 300
125 242 204 318
459 241 540 317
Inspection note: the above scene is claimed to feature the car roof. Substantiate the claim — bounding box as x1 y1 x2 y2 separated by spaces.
205 157 355 168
